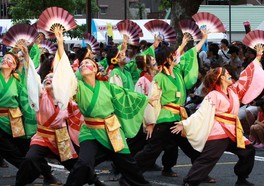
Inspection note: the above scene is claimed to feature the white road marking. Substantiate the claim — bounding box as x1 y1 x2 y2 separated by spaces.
224 151 264 161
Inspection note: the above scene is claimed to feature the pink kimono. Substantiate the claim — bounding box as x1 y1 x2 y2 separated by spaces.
27 52 83 160
182 59 264 152
134 73 153 95
31 91 83 159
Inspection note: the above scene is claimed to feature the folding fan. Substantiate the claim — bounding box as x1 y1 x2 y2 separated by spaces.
37 6 77 33
192 12 225 33
117 22 140 46
40 40 57 54
179 19 202 41
242 30 264 50
144 19 177 44
83 33 100 54
2 24 38 47
32 23 55 39
117 20 143 37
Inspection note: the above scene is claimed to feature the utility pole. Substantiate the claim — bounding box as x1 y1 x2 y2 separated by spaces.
124 0 127 19
86 0 91 33
228 0 232 42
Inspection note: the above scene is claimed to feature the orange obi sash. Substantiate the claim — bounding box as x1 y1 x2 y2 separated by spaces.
162 103 188 120
162 103 188 137
0 107 25 138
215 113 245 149
37 125 73 161
84 114 125 152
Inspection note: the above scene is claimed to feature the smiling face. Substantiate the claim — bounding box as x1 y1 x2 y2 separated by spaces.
79 59 98 76
43 73 53 90
1 54 18 70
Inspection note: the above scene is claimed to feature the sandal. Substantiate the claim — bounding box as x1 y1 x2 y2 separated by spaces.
202 176 216 183
161 169 178 177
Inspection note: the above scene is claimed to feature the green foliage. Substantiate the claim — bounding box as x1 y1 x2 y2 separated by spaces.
159 0 171 11
65 24 86 39
9 0 98 23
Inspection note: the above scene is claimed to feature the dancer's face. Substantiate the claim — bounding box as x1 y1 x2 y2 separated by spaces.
1 54 17 70
79 59 98 76
43 73 54 90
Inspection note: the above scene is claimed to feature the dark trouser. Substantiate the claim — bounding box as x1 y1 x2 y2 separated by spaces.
65 140 151 186
184 138 255 185
0 128 30 168
135 122 200 172
16 145 77 186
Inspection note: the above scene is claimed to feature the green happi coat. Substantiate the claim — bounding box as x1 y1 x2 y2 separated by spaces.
17 68 37 138
109 67 135 91
155 47 198 124
77 80 148 154
0 72 22 135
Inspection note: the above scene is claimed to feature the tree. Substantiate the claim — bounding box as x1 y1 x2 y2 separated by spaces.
9 0 98 23
160 0 204 45
8 0 99 39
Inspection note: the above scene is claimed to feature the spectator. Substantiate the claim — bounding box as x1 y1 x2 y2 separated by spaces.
227 45 243 80
206 43 224 68
218 39 230 65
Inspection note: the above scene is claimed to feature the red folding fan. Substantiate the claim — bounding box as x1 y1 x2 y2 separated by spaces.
37 7 77 33
144 19 177 44
192 12 225 33
117 22 140 46
117 20 143 37
32 23 55 39
83 33 100 54
2 24 38 47
40 39 57 54
242 30 264 50
179 19 202 41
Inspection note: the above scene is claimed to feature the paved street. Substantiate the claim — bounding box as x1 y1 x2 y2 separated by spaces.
1 148 264 186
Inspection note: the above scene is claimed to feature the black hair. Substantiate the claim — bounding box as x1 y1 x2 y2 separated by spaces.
221 39 229 46
106 47 119 68
155 46 174 67
38 53 54 82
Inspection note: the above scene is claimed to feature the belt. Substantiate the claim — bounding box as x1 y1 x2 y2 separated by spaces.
162 103 188 120
215 113 245 149
0 108 9 116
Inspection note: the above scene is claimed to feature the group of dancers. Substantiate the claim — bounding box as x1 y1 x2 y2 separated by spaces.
0 6 264 186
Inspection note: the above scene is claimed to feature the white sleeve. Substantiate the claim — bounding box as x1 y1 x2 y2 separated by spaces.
109 74 123 87
52 51 77 110
26 58 42 112
144 81 162 124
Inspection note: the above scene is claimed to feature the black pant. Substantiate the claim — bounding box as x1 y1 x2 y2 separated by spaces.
184 138 255 185
16 145 77 186
65 140 151 186
0 128 30 168
135 122 200 172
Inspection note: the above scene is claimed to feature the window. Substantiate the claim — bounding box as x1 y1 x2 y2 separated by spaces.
99 5 108 15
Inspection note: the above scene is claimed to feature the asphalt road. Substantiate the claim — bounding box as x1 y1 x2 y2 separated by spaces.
1 148 264 186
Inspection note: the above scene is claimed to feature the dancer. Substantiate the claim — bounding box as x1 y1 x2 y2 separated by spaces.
171 44 264 186
15 27 83 186
41 27 152 186
135 29 208 176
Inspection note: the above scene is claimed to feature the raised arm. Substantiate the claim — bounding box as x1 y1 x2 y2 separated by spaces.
194 28 208 53
52 27 78 110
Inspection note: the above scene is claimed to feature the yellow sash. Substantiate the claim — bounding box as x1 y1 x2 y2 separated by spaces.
84 114 125 152
37 125 73 161
162 103 188 137
0 108 25 138
215 113 245 149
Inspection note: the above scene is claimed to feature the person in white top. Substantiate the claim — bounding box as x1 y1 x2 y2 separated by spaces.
218 39 230 65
